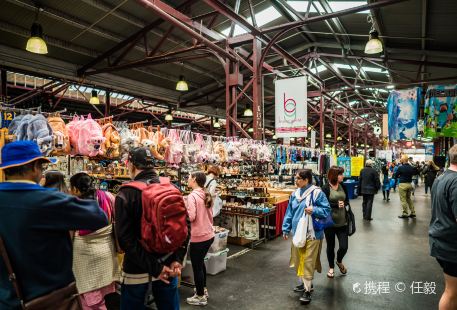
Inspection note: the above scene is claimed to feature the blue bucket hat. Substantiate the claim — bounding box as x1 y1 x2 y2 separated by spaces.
0 141 57 169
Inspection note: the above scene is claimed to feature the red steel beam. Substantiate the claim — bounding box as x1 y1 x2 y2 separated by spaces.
137 0 237 62
149 26 175 56
77 0 199 76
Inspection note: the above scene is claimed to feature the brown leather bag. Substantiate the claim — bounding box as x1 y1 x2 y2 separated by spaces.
0 236 82 310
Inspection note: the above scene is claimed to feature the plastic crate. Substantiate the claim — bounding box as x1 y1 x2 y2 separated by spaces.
210 229 229 253
205 249 229 275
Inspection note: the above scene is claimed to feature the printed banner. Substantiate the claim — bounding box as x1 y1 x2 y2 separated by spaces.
387 87 421 141
351 157 364 177
275 76 307 138
424 143 434 156
424 85 457 138
337 157 351 178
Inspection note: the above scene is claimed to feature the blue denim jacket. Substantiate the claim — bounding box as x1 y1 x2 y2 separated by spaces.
282 185 331 240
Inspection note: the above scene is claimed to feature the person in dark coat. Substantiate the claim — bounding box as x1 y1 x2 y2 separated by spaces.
422 160 440 195
358 160 381 221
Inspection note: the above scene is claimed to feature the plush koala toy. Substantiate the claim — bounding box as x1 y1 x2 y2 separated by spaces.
16 114 54 155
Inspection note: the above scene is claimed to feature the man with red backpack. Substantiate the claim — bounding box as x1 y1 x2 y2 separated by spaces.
115 147 190 310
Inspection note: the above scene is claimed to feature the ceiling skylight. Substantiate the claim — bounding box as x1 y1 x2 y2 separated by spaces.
287 1 369 14
309 65 327 74
221 6 282 37
333 63 385 74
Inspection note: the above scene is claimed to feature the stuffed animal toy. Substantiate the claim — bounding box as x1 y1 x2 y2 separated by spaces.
214 141 227 163
101 123 121 158
10 114 54 155
77 115 105 157
8 114 25 136
67 114 105 157
48 115 71 155
165 129 183 165
115 122 138 155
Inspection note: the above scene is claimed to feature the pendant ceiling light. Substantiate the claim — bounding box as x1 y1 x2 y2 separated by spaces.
165 110 173 121
243 105 253 117
213 118 221 128
89 90 100 105
248 128 254 133
26 8 48 55
365 29 383 54
325 133 331 138
176 75 188 92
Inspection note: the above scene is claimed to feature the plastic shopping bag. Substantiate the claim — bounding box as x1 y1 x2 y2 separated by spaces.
293 213 312 248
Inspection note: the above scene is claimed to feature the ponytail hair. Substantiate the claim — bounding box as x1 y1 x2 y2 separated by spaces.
70 172 96 199
191 171 213 209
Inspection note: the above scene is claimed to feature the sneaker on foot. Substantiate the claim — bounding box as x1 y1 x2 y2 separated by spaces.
294 284 304 293
187 294 207 306
194 288 209 299
398 215 409 219
409 214 416 218
299 291 312 304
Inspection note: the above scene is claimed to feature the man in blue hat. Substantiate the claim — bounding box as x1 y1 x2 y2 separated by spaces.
0 141 108 309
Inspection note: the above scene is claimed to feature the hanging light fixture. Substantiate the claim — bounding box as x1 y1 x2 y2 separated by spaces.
325 133 331 138
176 62 188 91
165 109 173 121
213 118 221 128
243 105 253 117
26 8 48 54
365 29 383 54
176 75 188 92
248 128 254 133
89 90 100 105
272 134 277 139
337 136 342 141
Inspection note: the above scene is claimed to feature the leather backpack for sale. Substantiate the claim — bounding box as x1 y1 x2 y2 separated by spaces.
122 177 188 254
48 115 71 155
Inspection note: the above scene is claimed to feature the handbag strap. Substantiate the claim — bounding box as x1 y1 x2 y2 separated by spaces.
0 236 25 305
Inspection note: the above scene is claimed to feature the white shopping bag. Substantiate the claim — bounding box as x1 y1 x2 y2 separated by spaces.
293 213 309 248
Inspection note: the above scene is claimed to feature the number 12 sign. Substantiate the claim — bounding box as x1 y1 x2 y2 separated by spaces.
275 76 307 138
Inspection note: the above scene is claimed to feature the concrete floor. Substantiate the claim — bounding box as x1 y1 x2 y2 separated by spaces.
180 185 444 310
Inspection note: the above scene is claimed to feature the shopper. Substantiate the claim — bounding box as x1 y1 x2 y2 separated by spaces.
322 166 349 279
395 154 418 219
205 165 222 217
70 172 120 310
429 145 457 310
41 170 69 193
205 165 220 198
391 162 399 192
186 171 215 307
115 147 190 310
358 160 381 221
0 141 108 309
381 165 391 202
423 160 440 195
282 169 331 305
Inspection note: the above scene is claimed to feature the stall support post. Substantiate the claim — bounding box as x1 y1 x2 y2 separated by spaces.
333 112 337 147
319 92 324 150
0 70 6 102
252 37 263 140
348 116 353 156
364 124 368 159
105 91 110 117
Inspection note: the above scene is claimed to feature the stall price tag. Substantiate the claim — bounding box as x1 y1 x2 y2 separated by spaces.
1 111 15 129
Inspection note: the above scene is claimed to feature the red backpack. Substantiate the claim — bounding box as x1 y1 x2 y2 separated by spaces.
123 177 188 254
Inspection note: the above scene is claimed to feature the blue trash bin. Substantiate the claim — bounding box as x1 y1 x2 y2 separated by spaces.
343 180 358 200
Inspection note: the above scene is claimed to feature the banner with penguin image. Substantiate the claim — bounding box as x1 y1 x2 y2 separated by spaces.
387 87 421 141
424 85 457 138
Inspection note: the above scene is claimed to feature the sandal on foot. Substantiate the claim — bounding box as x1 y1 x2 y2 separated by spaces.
336 262 348 275
327 270 335 278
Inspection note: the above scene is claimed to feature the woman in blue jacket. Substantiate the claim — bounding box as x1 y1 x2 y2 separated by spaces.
282 169 331 305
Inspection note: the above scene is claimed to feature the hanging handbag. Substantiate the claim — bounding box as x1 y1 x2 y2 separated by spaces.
345 204 356 236
0 236 81 310
310 191 335 231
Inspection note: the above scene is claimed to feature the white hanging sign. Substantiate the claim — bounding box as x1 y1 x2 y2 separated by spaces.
275 76 307 138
